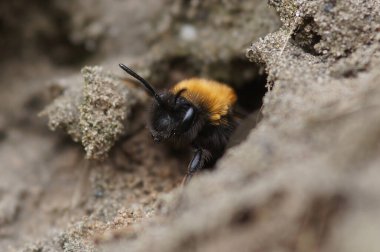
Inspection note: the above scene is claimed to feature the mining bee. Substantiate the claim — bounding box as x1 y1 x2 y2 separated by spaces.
119 64 237 184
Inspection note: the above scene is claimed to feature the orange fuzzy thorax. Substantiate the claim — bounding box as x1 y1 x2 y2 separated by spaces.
172 78 237 125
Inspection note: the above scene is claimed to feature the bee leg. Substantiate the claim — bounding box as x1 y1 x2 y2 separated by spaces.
182 149 203 185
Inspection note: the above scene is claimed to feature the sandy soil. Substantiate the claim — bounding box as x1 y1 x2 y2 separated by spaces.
1 0 380 251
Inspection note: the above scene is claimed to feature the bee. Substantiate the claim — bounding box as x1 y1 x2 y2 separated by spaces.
119 64 237 184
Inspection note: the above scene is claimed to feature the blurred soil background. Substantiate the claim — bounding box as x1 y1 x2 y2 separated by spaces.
0 0 379 251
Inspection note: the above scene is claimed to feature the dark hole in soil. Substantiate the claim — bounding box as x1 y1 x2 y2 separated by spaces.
228 65 268 148
231 207 257 226
292 16 322 56
148 55 202 88
235 70 268 113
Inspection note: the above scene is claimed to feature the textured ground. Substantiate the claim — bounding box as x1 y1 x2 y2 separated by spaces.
0 0 379 251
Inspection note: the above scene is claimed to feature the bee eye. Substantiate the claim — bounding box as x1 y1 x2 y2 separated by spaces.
180 107 195 132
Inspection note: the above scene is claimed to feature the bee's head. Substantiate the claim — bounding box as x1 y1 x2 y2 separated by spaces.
149 91 196 142
119 64 197 142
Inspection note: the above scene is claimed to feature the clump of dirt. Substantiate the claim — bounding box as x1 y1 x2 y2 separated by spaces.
79 66 138 159
39 76 83 142
40 66 142 159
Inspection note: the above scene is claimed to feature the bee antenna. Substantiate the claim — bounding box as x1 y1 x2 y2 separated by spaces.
119 64 164 106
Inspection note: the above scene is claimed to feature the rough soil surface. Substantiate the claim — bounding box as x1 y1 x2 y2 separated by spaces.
1 0 380 251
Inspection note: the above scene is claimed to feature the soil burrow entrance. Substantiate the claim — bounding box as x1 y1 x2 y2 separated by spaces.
228 64 268 148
